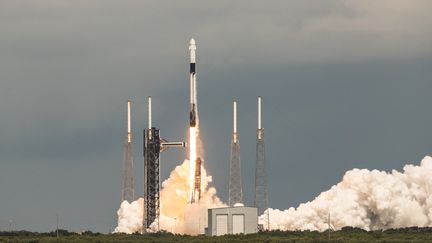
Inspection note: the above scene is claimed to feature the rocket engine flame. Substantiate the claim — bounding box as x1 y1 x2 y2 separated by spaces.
189 127 197 199
189 126 203 204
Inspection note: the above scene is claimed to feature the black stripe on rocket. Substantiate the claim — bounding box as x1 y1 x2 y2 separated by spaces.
190 63 196 74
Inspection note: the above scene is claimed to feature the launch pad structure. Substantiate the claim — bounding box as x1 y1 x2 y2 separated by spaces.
122 101 135 203
254 96 270 230
229 101 243 206
143 96 185 232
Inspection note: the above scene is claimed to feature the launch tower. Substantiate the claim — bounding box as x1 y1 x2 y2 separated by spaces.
254 96 270 230
143 96 185 231
122 101 135 203
229 101 243 206
143 96 160 230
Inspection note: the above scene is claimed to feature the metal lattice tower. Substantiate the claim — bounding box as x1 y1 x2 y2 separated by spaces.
144 127 160 230
143 97 185 232
122 101 135 203
229 101 243 206
143 97 161 230
254 96 270 230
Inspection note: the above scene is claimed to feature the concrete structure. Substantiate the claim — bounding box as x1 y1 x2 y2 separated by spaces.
206 206 258 236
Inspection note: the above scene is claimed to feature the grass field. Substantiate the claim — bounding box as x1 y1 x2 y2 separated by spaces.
1 227 432 242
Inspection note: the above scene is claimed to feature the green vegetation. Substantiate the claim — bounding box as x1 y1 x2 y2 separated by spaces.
1 227 432 242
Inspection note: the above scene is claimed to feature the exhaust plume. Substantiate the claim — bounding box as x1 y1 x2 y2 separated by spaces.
262 156 432 231
114 198 144 234
114 159 225 234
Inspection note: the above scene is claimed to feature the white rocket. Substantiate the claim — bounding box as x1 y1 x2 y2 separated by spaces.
189 38 198 127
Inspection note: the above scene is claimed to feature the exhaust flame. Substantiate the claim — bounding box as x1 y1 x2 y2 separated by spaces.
189 127 197 200
114 159 225 235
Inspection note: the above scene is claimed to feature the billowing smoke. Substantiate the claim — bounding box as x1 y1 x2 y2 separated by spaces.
114 159 225 234
261 156 432 231
115 141 432 234
158 158 225 234
114 198 144 234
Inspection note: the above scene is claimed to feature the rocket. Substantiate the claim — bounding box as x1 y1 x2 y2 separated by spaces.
189 38 198 127
188 38 202 203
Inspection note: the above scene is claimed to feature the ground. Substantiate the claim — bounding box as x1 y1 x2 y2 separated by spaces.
2 227 432 242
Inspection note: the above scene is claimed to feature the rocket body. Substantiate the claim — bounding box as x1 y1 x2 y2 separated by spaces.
188 38 202 203
189 38 198 127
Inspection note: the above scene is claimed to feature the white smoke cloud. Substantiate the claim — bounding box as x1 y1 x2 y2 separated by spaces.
261 156 432 231
114 159 225 234
114 198 144 234
116 150 432 234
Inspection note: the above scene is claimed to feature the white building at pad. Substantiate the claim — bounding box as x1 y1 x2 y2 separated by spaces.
205 206 258 236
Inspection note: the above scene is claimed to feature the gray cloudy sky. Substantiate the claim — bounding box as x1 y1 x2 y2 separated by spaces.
1 0 431 232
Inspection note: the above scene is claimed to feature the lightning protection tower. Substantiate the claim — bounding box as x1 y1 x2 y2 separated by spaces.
143 96 185 232
122 100 135 203
229 100 243 206
254 96 270 230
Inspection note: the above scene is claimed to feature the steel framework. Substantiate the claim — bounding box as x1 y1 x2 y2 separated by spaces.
254 97 270 230
122 101 135 203
143 127 160 230
229 101 243 206
143 97 185 232
122 140 135 202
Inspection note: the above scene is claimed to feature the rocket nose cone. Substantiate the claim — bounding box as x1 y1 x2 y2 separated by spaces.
190 38 196 45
